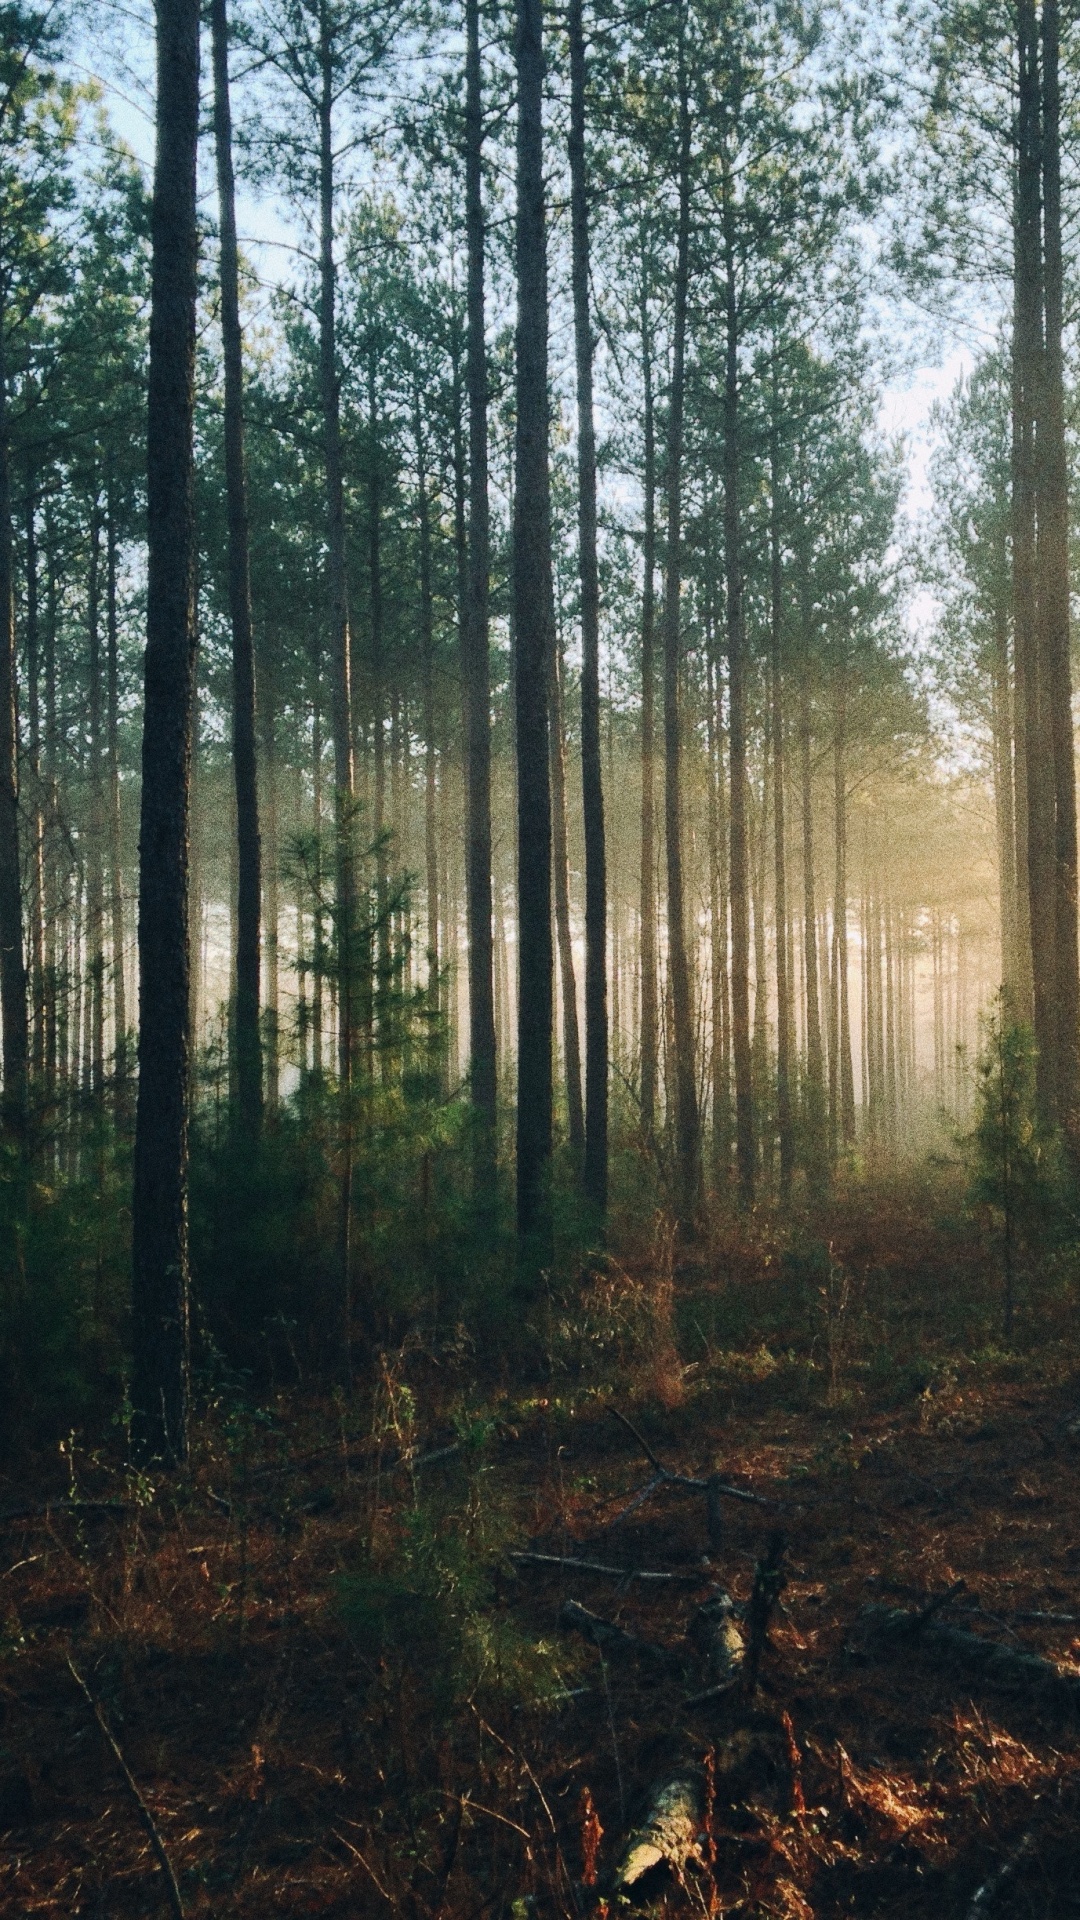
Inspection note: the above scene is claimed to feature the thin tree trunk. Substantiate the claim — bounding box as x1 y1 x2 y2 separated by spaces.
211 0 261 1132
131 0 200 1465
513 0 554 1257
638 249 658 1144
568 0 607 1214
798 585 825 1175
833 687 855 1145
769 403 793 1202
1039 0 1080 1152
416 398 440 1027
1013 0 1054 1116
462 0 498 1185
87 498 106 1108
23 475 43 1095
105 485 128 1116
549 633 584 1155
0 321 28 1152
663 23 701 1224
722 158 752 1207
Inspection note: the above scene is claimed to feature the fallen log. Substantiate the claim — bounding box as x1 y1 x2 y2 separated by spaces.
687 1591 744 1688
558 1598 681 1667
857 1604 1080 1709
613 1769 704 1889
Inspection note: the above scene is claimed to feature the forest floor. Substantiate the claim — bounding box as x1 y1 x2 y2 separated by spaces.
4 1165 1080 1918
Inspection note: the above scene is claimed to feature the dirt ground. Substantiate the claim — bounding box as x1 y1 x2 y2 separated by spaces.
4 1188 1080 1917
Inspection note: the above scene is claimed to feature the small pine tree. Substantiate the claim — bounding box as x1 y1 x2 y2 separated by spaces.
970 994 1058 1338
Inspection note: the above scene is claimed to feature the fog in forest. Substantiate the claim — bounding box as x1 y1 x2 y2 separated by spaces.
4 2 1080 1913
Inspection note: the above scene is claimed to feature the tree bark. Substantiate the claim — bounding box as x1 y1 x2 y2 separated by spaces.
24 474 44 1093
769 405 792 1203
513 0 554 1258
1038 0 1080 1153
462 0 498 1186
131 0 201 1465
722 159 753 1207
663 25 701 1226
798 576 825 1176
211 0 261 1133
0 322 28 1151
318 22 356 1090
638 249 658 1145
105 485 128 1116
568 0 607 1215
1013 0 1054 1121
549 633 584 1155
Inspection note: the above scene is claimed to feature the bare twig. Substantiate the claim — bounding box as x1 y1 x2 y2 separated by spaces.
510 1550 704 1586
66 1656 186 1920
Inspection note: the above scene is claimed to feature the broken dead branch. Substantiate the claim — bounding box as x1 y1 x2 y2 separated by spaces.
67 1655 186 1920
858 1605 1080 1708
605 1407 772 1515
509 1551 704 1586
558 1598 681 1666
687 1591 744 1688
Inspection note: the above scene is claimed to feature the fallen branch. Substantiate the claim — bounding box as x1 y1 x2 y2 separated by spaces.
509 1551 704 1587
67 1656 186 1920
857 1605 1080 1708
606 1408 772 1512
0 1499 129 1526
558 1598 681 1667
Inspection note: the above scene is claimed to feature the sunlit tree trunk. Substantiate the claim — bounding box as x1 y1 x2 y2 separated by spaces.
211 0 262 1133
664 24 701 1223
549 633 584 1156
512 0 555 1258
569 0 607 1214
723 162 752 1207
131 0 201 1465
1013 0 1054 1119
769 409 793 1203
462 0 497 1183
638 252 658 1144
1039 0 1080 1152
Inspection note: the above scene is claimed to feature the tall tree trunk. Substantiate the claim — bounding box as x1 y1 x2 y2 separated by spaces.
832 683 855 1146
131 0 200 1465
211 0 262 1133
1039 0 1080 1152
568 0 607 1215
462 0 498 1186
318 27 356 1090
1013 0 1054 1116
416 398 440 1028
722 160 753 1207
0 324 28 1152
769 406 793 1203
43 511 57 1107
87 498 106 1107
549 633 584 1155
513 0 555 1258
317 24 356 1377
263 704 279 1107
663 25 701 1225
990 589 1019 1001
105 485 128 1115
638 250 658 1145
368 355 390 1039
797 575 825 1176
24 474 44 1093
